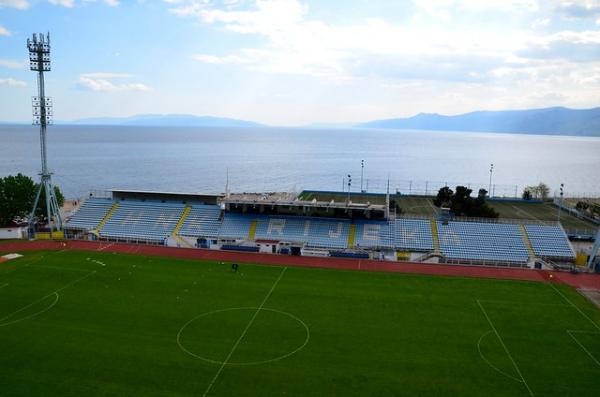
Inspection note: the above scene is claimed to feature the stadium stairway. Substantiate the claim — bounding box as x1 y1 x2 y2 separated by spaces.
248 220 258 240
520 224 536 260
172 206 191 237
171 206 194 248
92 202 120 236
347 224 356 248
430 219 440 253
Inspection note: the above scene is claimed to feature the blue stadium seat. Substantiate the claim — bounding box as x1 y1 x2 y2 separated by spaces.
65 197 113 230
525 225 575 259
437 221 529 264
179 205 221 238
100 201 185 242
254 216 350 249
219 213 258 239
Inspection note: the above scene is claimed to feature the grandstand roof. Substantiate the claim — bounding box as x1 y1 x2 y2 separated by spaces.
224 198 386 211
111 189 223 204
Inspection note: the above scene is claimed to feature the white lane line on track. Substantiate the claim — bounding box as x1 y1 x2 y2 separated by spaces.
477 300 534 396
202 267 287 397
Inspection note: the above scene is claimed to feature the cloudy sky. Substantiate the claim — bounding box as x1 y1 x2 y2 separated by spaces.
0 0 599 125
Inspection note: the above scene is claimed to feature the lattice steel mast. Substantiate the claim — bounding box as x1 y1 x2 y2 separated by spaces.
27 32 62 236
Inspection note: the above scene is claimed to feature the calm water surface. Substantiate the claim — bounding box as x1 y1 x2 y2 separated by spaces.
1 125 598 199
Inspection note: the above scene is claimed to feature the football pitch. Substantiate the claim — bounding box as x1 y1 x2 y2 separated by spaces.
1 250 600 396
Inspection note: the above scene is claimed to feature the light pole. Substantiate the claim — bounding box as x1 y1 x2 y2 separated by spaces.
360 160 364 193
558 183 564 223
488 163 494 198
347 174 352 203
26 32 62 237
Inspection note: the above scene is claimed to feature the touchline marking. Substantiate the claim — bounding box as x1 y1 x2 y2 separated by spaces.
202 267 287 397
548 283 600 332
0 270 95 326
477 300 534 396
567 330 600 368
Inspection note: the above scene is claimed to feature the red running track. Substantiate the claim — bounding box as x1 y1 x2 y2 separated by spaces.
2 240 599 290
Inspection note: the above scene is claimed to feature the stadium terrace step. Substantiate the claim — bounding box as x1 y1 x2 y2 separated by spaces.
430 218 440 253
520 224 536 259
95 202 120 233
173 234 194 248
348 224 356 248
248 219 258 240
172 206 191 237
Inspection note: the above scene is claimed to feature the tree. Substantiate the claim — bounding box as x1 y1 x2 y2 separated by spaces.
432 185 498 218
0 173 64 227
537 183 550 200
433 186 453 207
522 182 550 200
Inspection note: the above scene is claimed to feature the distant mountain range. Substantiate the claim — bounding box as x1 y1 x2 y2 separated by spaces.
66 114 264 128
356 107 600 136
1 107 599 136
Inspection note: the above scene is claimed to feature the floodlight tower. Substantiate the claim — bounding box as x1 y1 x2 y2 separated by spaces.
27 32 62 236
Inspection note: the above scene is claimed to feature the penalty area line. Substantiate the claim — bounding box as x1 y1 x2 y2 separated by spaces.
202 266 287 397
0 270 96 324
567 330 600 368
477 300 534 396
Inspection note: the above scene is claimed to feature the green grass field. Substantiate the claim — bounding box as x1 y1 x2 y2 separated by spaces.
1 250 600 396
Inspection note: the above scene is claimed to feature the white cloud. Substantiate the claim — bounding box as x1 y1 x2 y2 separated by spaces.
78 73 152 92
0 25 11 36
0 78 27 87
0 58 26 69
82 72 133 78
520 30 600 62
557 1 600 18
413 0 539 15
104 0 119 6
48 0 74 7
0 0 29 9
181 1 534 81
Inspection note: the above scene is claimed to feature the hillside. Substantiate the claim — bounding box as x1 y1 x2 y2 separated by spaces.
357 107 600 136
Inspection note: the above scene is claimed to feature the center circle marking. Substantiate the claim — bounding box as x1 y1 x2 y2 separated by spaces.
177 307 310 366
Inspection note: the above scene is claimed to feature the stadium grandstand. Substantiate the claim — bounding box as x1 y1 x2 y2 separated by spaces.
63 189 579 269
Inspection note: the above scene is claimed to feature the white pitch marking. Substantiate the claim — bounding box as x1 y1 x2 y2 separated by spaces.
477 330 523 382
0 270 96 326
548 283 600 332
567 330 600 368
0 293 59 327
177 306 310 366
202 267 287 397
477 300 534 396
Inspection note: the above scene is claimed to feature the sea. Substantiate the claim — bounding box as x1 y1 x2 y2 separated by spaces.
1 125 599 199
